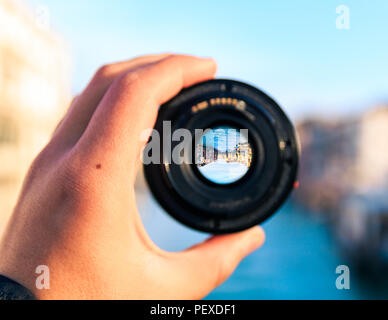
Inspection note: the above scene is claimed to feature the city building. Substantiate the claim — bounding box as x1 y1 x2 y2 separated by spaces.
294 106 388 215
354 107 388 190
0 0 71 234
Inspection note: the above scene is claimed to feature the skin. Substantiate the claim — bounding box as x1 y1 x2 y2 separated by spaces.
0 54 265 300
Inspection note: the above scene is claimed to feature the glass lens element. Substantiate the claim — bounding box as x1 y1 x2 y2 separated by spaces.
195 126 252 184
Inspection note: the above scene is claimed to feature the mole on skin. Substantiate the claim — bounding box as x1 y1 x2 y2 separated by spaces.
96 164 101 169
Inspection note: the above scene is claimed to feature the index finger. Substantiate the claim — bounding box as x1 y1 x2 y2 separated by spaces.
74 55 217 177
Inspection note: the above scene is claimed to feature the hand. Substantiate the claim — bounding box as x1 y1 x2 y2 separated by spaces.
0 54 265 299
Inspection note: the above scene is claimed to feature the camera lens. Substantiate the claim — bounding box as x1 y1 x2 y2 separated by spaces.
143 79 298 234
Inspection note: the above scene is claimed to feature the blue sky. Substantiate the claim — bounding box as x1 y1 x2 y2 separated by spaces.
26 0 388 119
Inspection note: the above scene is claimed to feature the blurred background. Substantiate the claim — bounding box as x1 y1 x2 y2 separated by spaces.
1 0 388 299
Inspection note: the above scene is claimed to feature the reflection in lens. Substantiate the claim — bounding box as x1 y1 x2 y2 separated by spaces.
195 127 252 184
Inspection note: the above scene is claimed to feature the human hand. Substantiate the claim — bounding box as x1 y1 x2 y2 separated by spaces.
0 54 265 299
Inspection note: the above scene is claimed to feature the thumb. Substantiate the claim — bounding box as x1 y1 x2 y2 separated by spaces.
167 226 265 299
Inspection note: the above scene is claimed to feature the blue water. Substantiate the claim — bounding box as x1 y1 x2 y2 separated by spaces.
198 160 248 184
139 192 388 299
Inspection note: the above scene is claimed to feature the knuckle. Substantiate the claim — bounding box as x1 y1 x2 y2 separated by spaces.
154 54 181 69
26 145 58 180
25 155 48 184
116 70 146 92
94 64 115 80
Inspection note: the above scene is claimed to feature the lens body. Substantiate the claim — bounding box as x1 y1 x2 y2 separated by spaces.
143 79 298 234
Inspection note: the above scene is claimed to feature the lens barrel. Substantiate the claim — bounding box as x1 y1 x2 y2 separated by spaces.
143 79 298 234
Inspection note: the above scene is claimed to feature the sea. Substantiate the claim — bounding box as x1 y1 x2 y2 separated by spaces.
137 180 388 300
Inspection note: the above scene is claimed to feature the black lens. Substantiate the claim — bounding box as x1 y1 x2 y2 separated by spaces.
143 79 299 234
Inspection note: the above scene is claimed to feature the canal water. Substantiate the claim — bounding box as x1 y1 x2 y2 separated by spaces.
136 178 388 299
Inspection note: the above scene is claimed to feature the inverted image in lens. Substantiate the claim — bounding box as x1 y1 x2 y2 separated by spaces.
195 126 252 184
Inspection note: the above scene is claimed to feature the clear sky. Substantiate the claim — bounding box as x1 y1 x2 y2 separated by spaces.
25 0 388 119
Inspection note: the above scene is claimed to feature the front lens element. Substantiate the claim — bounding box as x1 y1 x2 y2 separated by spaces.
195 126 252 184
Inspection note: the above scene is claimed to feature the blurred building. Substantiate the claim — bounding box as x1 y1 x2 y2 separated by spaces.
354 107 388 190
295 106 388 215
0 0 71 234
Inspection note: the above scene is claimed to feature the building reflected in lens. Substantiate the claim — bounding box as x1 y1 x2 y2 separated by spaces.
195 127 252 184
